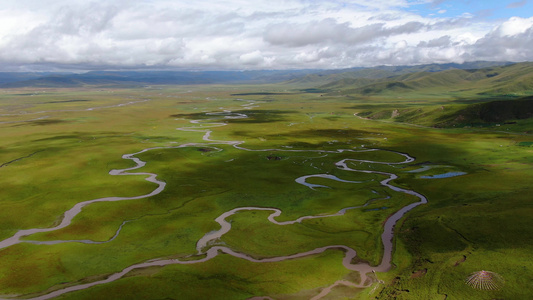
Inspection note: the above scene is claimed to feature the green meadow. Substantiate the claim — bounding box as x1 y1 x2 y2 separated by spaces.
0 81 532 299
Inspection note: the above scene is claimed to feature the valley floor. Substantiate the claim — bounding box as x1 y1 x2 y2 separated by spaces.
0 85 531 299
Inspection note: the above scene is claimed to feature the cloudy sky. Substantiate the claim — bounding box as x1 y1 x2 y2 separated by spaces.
0 0 532 71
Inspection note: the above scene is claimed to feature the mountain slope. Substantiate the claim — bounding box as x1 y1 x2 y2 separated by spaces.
323 62 533 96
286 61 512 86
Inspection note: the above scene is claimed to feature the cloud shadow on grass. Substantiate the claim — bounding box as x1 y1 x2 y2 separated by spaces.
171 109 297 124
22 119 70 126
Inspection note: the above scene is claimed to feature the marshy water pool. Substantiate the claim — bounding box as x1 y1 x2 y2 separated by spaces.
420 171 467 179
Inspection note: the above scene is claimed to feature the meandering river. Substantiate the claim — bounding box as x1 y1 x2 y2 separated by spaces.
0 101 427 300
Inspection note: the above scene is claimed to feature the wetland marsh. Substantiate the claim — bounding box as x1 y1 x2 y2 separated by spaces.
0 84 532 299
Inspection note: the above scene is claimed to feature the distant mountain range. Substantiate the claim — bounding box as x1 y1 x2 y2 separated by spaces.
0 61 515 88
285 61 514 86
314 61 533 96
0 70 321 88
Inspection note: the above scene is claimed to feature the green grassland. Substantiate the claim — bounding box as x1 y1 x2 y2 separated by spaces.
0 78 532 300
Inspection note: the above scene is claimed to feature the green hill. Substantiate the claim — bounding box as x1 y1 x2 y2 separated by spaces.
354 95 533 130
434 96 533 127
286 61 511 87
344 63 533 128
321 62 533 96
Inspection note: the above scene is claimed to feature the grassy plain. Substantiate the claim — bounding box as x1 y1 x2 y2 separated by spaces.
0 84 532 299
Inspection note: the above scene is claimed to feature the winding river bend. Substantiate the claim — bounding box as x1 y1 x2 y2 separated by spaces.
0 101 427 300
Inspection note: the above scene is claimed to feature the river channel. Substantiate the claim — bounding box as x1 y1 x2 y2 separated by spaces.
0 101 427 300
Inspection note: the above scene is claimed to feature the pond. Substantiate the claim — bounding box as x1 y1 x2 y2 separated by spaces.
420 171 467 179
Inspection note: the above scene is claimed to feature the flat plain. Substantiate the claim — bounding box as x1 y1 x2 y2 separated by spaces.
0 76 532 299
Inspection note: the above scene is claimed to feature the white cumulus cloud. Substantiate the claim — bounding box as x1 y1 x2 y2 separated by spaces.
0 0 531 70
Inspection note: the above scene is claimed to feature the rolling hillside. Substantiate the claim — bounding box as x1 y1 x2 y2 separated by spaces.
287 61 511 87
321 62 533 96
337 63 533 128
